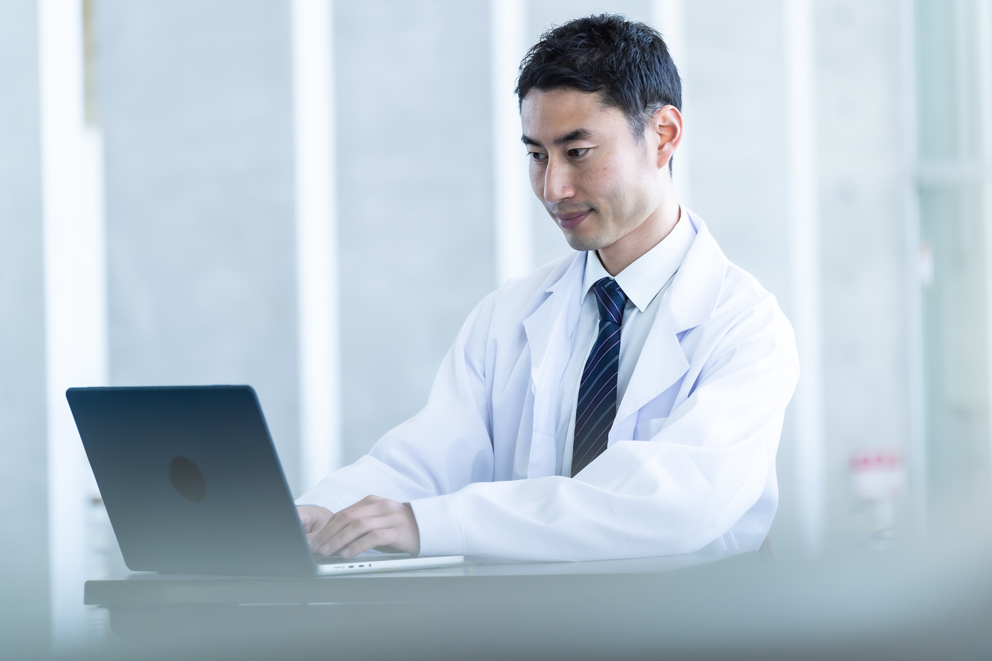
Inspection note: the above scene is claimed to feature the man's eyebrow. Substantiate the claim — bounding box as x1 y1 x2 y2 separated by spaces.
554 128 592 144
520 128 593 147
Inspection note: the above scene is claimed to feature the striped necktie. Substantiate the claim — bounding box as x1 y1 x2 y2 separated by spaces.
571 277 627 477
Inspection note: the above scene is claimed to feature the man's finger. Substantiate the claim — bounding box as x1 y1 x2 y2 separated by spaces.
309 511 364 552
314 516 385 556
297 506 332 536
314 515 400 557
300 513 318 534
309 501 400 551
339 527 394 560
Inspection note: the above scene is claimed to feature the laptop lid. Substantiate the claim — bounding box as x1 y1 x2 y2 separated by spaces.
66 385 317 576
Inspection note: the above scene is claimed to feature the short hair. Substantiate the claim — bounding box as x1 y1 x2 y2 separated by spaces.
516 14 682 166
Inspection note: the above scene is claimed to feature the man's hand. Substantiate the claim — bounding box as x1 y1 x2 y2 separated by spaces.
297 505 334 536
296 495 421 559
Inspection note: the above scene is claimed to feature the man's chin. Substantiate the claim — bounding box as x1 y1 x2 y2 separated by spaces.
562 230 608 253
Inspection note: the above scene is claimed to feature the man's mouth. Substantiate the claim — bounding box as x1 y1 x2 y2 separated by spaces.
556 210 591 229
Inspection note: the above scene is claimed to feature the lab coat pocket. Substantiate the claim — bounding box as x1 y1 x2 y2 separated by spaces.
631 384 678 440
634 417 668 441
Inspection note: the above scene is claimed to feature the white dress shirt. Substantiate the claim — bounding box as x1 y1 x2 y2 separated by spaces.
555 211 696 476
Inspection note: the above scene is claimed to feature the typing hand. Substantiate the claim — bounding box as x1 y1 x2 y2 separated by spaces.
297 505 334 536
297 496 421 559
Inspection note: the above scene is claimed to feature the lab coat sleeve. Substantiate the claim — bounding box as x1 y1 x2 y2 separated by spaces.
410 296 799 561
295 292 497 515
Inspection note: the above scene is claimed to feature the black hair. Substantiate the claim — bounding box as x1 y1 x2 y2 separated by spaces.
516 14 682 167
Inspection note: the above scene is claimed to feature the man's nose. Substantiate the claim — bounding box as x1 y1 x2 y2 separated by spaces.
543 157 575 204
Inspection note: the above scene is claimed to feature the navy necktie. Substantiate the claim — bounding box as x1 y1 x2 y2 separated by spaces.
571 277 627 477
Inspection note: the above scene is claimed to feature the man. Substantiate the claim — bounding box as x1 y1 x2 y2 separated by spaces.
296 15 798 562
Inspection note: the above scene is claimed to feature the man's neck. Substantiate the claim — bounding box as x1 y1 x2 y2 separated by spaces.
596 195 681 276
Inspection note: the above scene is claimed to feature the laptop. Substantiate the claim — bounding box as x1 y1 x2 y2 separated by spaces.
66 385 464 576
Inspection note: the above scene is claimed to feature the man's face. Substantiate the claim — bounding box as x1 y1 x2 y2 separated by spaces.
521 89 662 252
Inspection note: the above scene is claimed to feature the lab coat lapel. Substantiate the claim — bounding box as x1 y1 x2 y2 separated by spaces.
612 295 688 438
522 253 585 478
612 213 728 440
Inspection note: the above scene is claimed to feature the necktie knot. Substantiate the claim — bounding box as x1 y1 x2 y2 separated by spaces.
592 278 627 326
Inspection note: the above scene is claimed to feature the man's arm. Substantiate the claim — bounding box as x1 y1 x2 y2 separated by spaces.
294 291 498 553
408 297 799 561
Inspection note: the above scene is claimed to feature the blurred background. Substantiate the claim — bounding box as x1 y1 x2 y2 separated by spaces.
1 0 991 655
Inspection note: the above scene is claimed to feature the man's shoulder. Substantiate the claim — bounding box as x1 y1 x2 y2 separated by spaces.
720 262 776 310
678 213 787 326
706 260 796 358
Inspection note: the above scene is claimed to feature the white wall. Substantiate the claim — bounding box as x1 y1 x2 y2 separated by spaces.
98 0 302 491
815 0 914 550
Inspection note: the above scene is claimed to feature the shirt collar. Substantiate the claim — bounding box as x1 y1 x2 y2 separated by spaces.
581 208 697 313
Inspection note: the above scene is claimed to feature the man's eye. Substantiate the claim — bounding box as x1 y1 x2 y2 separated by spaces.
568 148 588 159
529 152 547 162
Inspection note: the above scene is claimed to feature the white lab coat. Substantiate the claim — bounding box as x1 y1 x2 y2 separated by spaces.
300 213 799 561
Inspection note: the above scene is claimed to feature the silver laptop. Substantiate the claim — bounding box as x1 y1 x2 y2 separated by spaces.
66 385 463 576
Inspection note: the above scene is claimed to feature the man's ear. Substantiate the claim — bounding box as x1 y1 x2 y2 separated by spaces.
650 105 682 171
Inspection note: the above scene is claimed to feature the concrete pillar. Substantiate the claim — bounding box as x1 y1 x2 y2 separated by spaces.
335 0 496 463
0 0 50 654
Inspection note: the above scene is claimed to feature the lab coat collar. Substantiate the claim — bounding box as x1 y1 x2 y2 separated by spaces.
668 211 728 333
581 210 696 313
